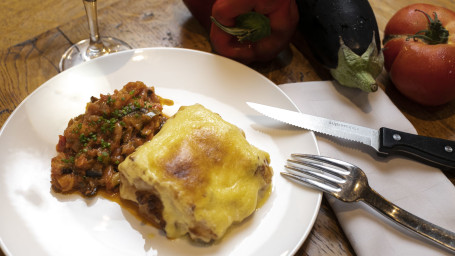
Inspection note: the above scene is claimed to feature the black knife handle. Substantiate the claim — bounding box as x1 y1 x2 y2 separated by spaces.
379 127 455 170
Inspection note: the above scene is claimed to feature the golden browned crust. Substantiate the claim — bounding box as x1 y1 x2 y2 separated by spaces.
119 104 273 242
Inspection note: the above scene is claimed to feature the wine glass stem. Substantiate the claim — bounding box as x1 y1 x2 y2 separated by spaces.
83 0 107 58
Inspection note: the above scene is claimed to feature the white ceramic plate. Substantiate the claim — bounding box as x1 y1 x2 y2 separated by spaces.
0 48 321 256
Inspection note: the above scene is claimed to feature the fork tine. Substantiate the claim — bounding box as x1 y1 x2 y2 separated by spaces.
286 155 455 252
285 161 344 184
286 159 347 181
280 172 340 194
291 154 354 174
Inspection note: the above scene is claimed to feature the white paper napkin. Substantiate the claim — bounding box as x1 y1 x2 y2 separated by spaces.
278 81 455 256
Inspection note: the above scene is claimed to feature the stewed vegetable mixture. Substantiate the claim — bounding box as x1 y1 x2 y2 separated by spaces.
51 81 169 196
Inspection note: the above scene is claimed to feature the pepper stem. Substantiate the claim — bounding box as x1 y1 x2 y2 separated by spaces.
408 9 449 44
210 12 271 43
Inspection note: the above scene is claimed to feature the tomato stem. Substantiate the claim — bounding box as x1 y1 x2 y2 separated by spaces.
408 9 449 45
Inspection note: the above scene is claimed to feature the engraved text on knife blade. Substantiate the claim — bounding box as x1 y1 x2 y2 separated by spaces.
247 102 380 151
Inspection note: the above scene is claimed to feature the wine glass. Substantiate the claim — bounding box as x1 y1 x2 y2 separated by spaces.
59 0 132 72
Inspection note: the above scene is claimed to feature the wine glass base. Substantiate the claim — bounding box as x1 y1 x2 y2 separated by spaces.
59 37 132 72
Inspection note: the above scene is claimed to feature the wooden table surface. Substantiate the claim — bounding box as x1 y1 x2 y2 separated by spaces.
1 0 454 255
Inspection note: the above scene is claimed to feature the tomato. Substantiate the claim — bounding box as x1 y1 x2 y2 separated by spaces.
383 3 455 106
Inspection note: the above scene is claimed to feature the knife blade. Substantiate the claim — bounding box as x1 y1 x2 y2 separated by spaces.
247 102 455 170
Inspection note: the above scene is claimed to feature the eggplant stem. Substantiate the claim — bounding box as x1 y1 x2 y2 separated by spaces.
329 33 383 93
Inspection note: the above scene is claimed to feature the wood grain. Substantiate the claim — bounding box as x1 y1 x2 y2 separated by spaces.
0 0 119 49
1 0 454 255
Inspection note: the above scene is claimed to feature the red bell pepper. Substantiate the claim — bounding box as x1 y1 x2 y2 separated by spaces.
183 0 299 64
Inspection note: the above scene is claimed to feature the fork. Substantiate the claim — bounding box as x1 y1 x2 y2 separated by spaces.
282 154 455 253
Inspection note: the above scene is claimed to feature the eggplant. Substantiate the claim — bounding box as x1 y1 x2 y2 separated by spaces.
296 0 384 92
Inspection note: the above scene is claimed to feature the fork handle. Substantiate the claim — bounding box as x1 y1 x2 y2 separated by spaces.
363 187 455 253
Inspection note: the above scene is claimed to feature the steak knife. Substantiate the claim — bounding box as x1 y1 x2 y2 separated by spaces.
247 102 455 170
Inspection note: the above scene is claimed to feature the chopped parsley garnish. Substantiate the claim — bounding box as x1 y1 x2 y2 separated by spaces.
62 156 75 164
101 139 111 149
100 118 118 133
97 151 110 162
79 132 97 145
72 123 83 134
106 95 116 105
